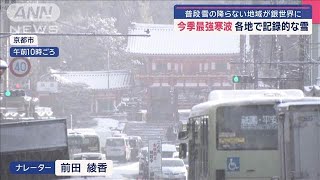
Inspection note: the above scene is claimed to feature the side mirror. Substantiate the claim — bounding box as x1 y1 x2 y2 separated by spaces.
185 165 189 171
179 143 187 159
178 131 188 140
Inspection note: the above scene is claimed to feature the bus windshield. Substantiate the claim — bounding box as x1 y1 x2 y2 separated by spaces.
106 139 125 146
68 136 83 146
82 136 100 152
217 105 278 150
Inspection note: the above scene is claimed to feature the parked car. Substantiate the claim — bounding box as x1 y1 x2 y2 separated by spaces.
156 158 187 180
162 144 178 158
105 137 131 162
173 151 189 169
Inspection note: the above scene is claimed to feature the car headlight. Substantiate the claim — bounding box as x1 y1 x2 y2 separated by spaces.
271 176 280 180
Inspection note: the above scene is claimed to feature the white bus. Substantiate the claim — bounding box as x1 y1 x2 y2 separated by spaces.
178 89 306 180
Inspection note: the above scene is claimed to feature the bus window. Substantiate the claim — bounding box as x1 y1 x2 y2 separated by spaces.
68 135 83 156
217 105 278 150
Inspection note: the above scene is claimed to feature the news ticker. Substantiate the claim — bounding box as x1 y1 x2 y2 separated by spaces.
9 160 113 176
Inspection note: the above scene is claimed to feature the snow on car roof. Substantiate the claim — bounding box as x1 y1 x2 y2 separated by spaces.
141 144 177 152
162 144 177 152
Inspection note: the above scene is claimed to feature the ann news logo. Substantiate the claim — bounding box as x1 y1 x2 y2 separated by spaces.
6 3 60 34
6 3 60 22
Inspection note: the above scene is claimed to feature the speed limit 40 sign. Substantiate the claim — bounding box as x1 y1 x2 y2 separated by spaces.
9 57 31 77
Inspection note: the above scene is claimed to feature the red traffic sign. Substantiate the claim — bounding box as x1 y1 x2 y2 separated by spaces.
9 57 31 77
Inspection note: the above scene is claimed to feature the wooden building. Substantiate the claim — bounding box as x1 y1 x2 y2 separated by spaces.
127 23 240 121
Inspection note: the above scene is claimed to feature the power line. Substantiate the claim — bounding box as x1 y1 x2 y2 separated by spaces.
0 32 151 38
231 61 320 64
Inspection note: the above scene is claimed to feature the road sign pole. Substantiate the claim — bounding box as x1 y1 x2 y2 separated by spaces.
6 37 9 89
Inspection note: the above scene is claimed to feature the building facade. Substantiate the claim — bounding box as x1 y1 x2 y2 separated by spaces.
37 69 134 117
127 23 240 121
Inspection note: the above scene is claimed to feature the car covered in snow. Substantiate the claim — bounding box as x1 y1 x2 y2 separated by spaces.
156 158 187 180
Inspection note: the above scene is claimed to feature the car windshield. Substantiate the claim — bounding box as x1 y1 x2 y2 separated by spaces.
162 159 185 167
162 151 174 158
106 139 124 146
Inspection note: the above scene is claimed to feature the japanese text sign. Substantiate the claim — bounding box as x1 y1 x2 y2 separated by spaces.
10 161 55 174
55 160 113 176
148 139 162 173
10 35 38 46
10 47 59 57
174 5 313 35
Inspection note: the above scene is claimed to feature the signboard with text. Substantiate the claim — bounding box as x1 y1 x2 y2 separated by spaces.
10 47 59 57
148 139 162 179
10 35 38 46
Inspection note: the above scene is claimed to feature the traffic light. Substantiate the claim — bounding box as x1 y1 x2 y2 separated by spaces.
232 75 240 83
4 90 25 97
232 75 255 83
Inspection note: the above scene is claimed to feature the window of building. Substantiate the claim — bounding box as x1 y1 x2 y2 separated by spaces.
152 62 156 71
204 63 209 72
155 63 167 73
168 63 171 71
175 63 179 73
211 62 216 70
215 62 228 72
97 99 114 114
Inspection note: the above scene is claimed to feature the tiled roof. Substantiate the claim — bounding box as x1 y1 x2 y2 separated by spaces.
50 70 133 90
126 23 240 55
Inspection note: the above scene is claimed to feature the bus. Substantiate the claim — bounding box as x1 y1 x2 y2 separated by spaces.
276 98 320 180
178 89 306 180
70 129 101 153
67 129 84 159
81 131 100 153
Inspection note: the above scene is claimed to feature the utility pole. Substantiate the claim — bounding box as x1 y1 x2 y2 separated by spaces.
279 45 284 89
240 35 246 90
299 35 306 89
253 35 260 89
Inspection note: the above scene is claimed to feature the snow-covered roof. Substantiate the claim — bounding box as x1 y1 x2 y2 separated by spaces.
162 144 177 152
127 23 240 55
50 70 133 90
208 89 304 101
277 98 320 108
